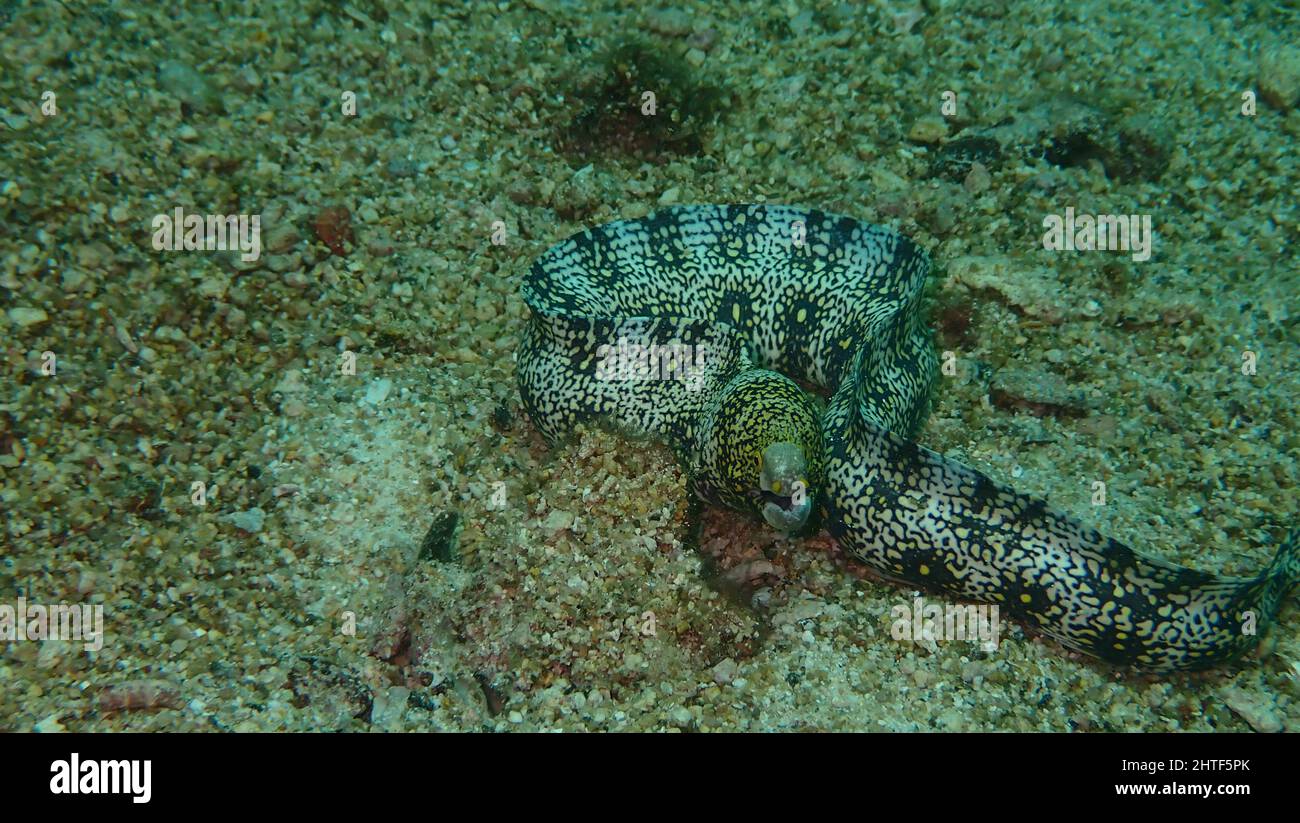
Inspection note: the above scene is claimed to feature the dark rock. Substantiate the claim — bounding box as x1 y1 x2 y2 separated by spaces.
931 135 1003 182
491 403 513 431
935 97 1170 184
420 510 462 562
1110 113 1171 183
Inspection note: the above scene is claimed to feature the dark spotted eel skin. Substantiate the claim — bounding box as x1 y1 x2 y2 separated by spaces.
518 204 1298 673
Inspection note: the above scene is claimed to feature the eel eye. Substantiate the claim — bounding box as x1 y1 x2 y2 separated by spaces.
770 479 782 494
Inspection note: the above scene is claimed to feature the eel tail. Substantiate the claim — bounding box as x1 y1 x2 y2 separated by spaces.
825 414 1298 672
1256 529 1300 623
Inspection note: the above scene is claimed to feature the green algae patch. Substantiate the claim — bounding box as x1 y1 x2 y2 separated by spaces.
556 37 728 163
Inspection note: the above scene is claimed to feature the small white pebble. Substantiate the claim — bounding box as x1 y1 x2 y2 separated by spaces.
34 715 65 733
963 162 991 194
710 657 738 685
542 509 575 535
8 307 48 327
226 507 266 533
362 378 393 406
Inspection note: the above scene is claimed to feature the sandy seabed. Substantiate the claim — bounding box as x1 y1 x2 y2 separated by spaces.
1 0 1297 731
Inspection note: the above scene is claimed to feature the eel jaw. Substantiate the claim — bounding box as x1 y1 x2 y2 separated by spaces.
758 441 812 532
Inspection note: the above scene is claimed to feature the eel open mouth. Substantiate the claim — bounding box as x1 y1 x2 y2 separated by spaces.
760 492 811 532
759 489 796 511
757 442 813 532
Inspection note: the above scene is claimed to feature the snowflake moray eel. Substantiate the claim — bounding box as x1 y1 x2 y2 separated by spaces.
517 204 1298 672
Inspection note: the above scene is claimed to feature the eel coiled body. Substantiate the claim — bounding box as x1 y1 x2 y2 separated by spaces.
518 204 1298 672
